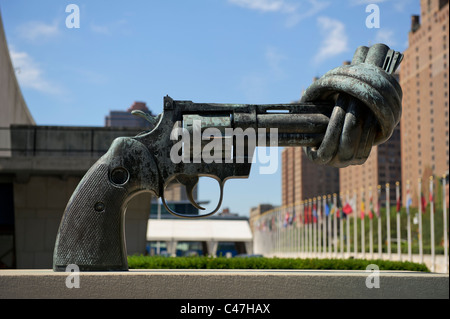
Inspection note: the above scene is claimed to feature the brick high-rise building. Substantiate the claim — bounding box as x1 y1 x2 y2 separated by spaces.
339 124 402 206
400 0 449 205
281 147 340 207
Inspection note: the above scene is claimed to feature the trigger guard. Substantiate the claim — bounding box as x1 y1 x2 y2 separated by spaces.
161 181 225 219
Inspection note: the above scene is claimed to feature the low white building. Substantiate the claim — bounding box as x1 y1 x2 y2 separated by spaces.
146 218 253 257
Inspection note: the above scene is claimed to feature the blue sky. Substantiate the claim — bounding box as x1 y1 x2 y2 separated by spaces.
1 0 420 216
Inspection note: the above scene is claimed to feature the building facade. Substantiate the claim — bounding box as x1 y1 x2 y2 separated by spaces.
339 124 402 206
281 147 340 207
105 101 153 127
400 0 449 205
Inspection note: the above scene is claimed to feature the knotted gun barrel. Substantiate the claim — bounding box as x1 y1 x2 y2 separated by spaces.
301 43 402 167
53 43 402 271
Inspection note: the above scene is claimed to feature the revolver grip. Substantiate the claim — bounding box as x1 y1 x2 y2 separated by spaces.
53 137 160 271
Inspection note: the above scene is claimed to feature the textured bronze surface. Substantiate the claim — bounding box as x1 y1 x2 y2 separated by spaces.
53 43 403 271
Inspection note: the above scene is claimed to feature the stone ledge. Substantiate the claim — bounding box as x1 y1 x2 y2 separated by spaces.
1 269 448 299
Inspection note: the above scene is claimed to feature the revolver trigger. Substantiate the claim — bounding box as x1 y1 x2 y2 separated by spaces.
175 175 205 211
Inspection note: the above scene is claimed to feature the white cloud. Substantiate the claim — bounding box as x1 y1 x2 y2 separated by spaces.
229 0 330 27
228 0 297 13
16 20 60 41
90 24 111 35
349 0 411 12
285 0 331 27
314 16 349 64
9 46 64 95
375 28 397 47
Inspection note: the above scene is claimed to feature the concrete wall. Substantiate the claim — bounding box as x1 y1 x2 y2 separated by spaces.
12 175 151 269
0 11 35 127
1 125 153 269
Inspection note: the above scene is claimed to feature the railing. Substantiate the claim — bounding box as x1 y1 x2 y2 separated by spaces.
0 125 146 158
253 176 449 273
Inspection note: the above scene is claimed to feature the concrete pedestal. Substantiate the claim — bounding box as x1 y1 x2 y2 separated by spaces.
0 269 448 299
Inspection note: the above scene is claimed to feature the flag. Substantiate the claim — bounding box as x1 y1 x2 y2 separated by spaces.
406 185 412 213
396 182 401 213
290 209 296 226
368 194 374 220
337 207 343 219
283 211 289 228
304 202 309 224
325 201 330 217
343 203 353 215
421 192 427 213
308 202 313 224
376 186 381 218
313 202 318 223
330 201 336 215
429 178 434 204
360 198 365 220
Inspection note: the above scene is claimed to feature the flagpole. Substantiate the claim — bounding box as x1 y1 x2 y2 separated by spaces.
361 188 365 259
328 194 332 257
369 187 374 259
353 189 358 258
346 191 351 258
309 199 313 256
300 201 304 254
418 178 423 264
305 200 309 256
312 198 316 255
396 181 401 261
340 193 344 258
406 180 412 262
377 185 382 259
323 196 327 257
386 183 391 260
443 174 448 273
430 176 435 272
333 193 338 257
296 204 299 254
317 196 322 255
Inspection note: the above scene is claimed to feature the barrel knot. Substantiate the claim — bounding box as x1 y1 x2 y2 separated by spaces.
300 43 403 168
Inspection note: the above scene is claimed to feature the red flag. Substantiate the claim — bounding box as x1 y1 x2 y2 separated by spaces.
304 203 308 224
343 203 353 215
396 182 401 213
309 203 313 224
421 194 427 213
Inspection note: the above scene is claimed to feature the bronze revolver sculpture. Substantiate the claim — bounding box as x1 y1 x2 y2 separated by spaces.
53 43 403 271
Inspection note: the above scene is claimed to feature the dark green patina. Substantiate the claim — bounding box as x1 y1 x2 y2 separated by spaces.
53 43 403 271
